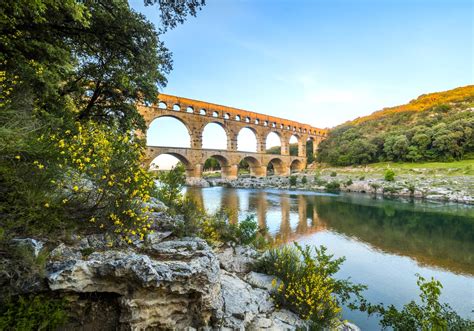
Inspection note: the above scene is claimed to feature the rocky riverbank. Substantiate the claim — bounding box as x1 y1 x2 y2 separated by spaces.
202 171 474 205
1 200 359 330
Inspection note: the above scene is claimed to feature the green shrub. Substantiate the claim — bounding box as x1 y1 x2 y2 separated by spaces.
370 182 380 193
0 295 67 331
289 175 297 186
301 176 307 185
359 175 365 180
345 179 353 186
362 274 473 330
325 181 341 192
255 243 366 329
384 169 396 181
407 184 416 195
330 171 337 177
155 164 186 208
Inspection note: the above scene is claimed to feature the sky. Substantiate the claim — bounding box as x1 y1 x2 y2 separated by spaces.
130 0 473 168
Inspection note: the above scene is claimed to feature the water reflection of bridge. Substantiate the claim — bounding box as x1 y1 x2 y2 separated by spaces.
185 188 328 243
185 188 474 275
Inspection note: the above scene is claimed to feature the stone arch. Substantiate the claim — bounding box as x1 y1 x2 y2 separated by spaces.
207 154 236 179
265 131 282 154
146 115 192 147
173 104 181 111
289 134 299 156
290 159 304 173
158 101 167 109
202 122 228 150
237 127 258 152
267 157 287 176
239 156 265 177
149 152 191 169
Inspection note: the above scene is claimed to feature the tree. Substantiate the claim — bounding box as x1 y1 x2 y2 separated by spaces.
0 0 205 238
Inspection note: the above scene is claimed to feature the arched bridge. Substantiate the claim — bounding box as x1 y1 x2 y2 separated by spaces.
139 94 327 180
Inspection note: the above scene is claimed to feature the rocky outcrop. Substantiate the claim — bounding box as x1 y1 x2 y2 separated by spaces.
47 237 223 330
2 230 359 330
217 245 260 274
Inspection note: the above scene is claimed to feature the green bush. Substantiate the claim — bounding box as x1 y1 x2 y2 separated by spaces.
345 178 353 186
330 171 337 177
0 295 67 331
325 181 341 192
301 176 307 185
384 169 396 181
408 184 416 195
155 164 186 208
362 274 473 330
370 182 380 193
255 243 366 329
289 175 297 186
359 175 365 180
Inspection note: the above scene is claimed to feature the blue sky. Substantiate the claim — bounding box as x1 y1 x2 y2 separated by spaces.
131 0 473 168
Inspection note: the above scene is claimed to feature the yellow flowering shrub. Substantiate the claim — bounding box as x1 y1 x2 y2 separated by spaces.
254 243 367 328
46 120 155 241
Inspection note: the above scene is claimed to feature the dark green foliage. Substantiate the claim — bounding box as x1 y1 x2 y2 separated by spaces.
384 169 395 181
204 157 221 171
345 178 353 186
330 171 337 177
325 181 341 192
289 175 297 186
317 93 474 166
361 274 473 330
0 0 205 239
302 176 308 184
0 295 67 330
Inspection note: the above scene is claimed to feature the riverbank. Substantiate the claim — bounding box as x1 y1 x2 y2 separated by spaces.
0 198 360 330
201 161 474 205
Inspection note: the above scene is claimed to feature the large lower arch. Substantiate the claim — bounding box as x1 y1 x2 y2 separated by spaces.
145 148 200 178
146 115 192 148
290 159 304 173
267 158 288 176
208 154 236 179
239 156 265 177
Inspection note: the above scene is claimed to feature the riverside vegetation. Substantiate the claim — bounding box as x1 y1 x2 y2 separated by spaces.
0 0 472 329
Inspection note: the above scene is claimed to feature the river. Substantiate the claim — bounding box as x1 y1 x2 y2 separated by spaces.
184 186 474 330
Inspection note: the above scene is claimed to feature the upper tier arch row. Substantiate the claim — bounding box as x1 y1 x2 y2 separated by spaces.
141 94 328 138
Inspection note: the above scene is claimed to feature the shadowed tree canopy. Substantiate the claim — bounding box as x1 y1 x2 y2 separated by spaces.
0 0 205 237
1 0 205 131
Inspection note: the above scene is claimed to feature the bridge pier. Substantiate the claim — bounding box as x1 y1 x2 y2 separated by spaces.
222 164 238 180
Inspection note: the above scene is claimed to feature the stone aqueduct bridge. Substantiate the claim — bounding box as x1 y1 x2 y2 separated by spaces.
139 94 328 180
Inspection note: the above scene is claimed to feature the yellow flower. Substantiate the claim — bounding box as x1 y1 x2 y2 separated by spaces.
73 185 79 191
15 155 20 160
44 203 50 208
62 198 68 204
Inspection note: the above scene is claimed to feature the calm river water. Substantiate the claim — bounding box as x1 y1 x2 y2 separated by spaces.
185 186 474 330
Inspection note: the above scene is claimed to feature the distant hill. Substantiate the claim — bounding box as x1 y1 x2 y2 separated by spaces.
350 85 474 125
317 85 474 166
